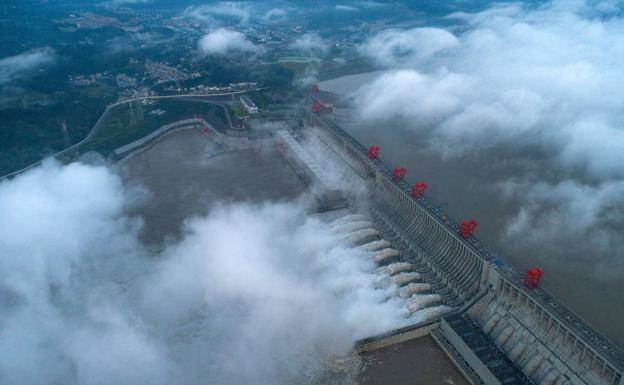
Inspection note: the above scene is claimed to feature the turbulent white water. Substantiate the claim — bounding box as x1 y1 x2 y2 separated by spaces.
0 162 452 385
378 262 412 275
405 294 443 314
372 248 400 263
345 228 380 243
332 213 367 225
360 239 392 252
377 272 421 289
399 283 432 298
332 213 449 326
332 220 375 233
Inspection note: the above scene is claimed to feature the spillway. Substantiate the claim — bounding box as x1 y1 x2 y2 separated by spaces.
332 220 374 233
377 272 421 289
378 262 412 275
398 283 432 298
414 305 451 321
371 248 400 263
345 228 380 244
405 294 443 314
332 214 367 225
360 239 392 252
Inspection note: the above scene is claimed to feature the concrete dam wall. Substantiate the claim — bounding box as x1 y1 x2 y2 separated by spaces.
302 109 624 385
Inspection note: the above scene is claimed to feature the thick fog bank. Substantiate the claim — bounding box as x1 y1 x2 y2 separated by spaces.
0 160 409 385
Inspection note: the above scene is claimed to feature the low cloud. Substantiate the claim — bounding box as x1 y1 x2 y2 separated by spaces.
290 33 328 54
357 1 386 8
355 70 471 130
0 160 419 384
498 178 624 280
0 48 56 85
355 2 624 178
359 27 459 66
198 28 262 56
351 0 624 286
263 7 288 22
100 0 149 8
185 2 293 25
336 5 359 12
185 2 253 24
501 179 624 242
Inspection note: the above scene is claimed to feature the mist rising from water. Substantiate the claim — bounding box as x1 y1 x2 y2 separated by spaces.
0 160 414 385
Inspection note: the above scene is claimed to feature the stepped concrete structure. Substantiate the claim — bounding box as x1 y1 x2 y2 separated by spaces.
296 104 624 385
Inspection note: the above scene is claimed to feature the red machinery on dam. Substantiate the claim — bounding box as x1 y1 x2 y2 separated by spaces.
411 182 428 197
368 145 380 159
524 267 544 289
460 219 478 238
392 166 407 181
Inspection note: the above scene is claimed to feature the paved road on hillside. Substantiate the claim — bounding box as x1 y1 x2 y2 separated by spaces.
0 88 267 179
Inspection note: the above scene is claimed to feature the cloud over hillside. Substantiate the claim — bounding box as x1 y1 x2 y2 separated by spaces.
0 48 56 85
290 33 328 54
198 28 262 56
185 2 253 24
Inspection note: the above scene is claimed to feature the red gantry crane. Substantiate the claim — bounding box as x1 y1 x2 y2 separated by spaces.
368 145 380 159
392 167 407 181
524 267 544 289
460 219 478 238
411 182 428 197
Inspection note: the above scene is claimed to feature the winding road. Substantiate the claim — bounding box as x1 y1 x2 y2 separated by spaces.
0 89 266 180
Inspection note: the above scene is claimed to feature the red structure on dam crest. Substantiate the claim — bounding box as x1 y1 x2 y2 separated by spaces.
524 267 544 289
392 167 407 181
460 219 478 238
368 145 380 159
411 182 428 197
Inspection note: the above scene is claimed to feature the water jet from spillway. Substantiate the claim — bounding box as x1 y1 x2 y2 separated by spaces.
345 228 380 244
332 221 374 233
332 214 367 226
360 239 391 252
408 305 451 322
378 262 412 275
372 248 400 263
405 294 443 314
398 283 432 298
377 272 421 288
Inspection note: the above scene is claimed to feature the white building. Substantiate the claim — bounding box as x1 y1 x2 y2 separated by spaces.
240 95 258 114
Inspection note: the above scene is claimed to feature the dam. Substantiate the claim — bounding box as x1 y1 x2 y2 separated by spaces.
18 91 619 384
296 102 624 385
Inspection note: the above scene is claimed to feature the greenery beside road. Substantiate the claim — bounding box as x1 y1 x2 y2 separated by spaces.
0 82 116 175
78 98 229 157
